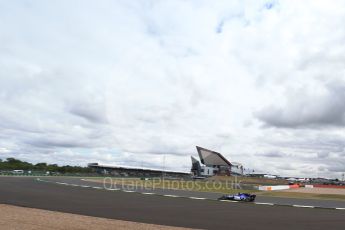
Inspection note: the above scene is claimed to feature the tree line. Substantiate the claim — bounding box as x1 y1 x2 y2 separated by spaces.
0 158 92 174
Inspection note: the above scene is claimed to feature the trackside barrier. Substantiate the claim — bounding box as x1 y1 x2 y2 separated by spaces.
305 185 314 188
258 185 300 191
314 184 345 189
289 184 299 189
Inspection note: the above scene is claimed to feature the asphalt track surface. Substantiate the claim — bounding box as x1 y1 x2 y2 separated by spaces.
0 177 344 230
47 177 345 209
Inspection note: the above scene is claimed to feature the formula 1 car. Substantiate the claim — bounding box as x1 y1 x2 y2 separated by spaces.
218 193 256 202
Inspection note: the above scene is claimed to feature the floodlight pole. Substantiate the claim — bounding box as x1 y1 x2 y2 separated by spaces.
163 154 166 179
162 154 166 190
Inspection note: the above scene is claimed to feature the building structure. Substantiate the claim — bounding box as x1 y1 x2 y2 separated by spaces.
191 146 243 177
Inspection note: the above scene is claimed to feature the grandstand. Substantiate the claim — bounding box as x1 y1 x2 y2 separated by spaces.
87 163 190 178
88 146 243 178
191 146 243 177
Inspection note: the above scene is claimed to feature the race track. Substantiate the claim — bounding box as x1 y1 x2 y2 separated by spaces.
0 177 344 230
45 177 345 209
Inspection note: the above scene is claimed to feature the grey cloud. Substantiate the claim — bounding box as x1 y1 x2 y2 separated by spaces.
69 102 108 124
263 130 345 154
26 137 92 149
317 152 329 159
256 130 345 177
317 166 326 172
121 146 190 157
256 82 345 128
278 164 295 171
298 52 345 72
257 151 287 158
327 164 345 173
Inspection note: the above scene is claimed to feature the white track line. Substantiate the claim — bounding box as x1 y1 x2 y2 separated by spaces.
335 208 345 210
220 200 238 203
92 186 103 189
142 192 155 195
56 182 67 185
189 197 206 200
106 188 119 191
292 205 315 208
255 202 274 206
123 190 135 193
163 195 180 198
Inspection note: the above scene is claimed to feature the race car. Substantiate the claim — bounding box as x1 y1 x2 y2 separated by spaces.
218 193 256 202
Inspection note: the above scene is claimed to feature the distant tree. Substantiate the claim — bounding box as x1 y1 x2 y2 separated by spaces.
2 158 32 170
35 162 47 170
6 158 22 164
47 164 58 172
0 157 91 174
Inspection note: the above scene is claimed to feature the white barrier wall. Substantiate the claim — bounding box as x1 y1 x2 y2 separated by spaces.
258 184 299 191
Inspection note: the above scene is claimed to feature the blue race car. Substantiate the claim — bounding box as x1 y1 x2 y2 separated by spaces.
218 193 256 202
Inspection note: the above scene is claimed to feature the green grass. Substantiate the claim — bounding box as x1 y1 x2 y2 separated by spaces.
86 178 254 194
258 191 345 201
209 175 288 185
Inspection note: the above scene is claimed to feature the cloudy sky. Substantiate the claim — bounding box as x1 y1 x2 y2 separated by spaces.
1 0 345 178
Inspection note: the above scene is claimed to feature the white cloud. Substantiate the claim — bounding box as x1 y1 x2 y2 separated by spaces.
0 0 345 178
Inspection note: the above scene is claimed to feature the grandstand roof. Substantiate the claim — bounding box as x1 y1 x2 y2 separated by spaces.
87 163 189 175
196 146 232 167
